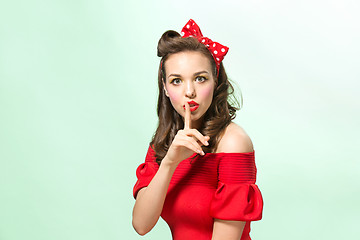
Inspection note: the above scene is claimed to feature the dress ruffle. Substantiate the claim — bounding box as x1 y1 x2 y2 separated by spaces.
208 150 264 221
133 145 158 199
210 182 263 221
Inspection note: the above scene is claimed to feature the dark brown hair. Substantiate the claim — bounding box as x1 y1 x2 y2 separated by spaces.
150 30 241 164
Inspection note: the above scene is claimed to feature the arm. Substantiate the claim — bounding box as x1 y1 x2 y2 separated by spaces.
132 158 177 235
211 122 254 239
212 219 246 240
132 103 209 235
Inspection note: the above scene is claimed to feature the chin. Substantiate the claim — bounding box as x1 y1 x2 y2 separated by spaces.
182 111 204 121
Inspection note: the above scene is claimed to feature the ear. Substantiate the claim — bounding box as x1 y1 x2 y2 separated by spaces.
163 82 169 97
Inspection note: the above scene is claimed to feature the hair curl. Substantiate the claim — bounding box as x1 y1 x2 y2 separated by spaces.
149 30 241 165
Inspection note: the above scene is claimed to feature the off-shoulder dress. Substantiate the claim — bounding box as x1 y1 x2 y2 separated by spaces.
133 145 264 240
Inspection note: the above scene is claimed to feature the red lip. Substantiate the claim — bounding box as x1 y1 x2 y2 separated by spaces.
183 101 199 107
183 101 199 112
187 101 199 106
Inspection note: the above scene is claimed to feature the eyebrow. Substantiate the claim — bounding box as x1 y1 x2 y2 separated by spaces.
168 71 209 78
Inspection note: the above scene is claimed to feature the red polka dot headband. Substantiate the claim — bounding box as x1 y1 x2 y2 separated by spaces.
181 19 229 77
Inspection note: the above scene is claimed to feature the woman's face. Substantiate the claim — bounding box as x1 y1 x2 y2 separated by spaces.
163 51 216 129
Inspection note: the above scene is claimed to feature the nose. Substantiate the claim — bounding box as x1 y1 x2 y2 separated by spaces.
185 81 196 98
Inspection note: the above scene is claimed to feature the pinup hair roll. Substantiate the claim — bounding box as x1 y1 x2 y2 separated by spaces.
157 30 217 80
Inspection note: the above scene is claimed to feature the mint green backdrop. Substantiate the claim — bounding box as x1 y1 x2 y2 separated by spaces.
1 0 359 239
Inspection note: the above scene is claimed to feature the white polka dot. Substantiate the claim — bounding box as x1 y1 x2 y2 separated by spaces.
216 58 220 61
181 32 185 36
202 39 205 43
187 24 190 28
214 50 218 54
213 43 216 47
221 48 225 52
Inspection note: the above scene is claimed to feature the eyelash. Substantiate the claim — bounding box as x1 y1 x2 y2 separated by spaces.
170 76 208 85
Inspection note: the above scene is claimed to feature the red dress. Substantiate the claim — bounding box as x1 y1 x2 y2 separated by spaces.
133 145 264 240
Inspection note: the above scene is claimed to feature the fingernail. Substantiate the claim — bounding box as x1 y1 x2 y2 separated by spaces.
205 141 209 146
201 151 205 155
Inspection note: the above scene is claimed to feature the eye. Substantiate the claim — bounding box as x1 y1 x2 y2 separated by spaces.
170 78 182 85
195 76 208 82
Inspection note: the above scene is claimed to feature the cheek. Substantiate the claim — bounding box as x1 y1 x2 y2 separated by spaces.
199 86 214 101
167 90 181 104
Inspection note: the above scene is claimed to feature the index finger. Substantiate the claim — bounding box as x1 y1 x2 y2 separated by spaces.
184 101 191 130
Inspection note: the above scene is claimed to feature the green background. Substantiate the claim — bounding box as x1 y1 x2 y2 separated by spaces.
1 0 359 239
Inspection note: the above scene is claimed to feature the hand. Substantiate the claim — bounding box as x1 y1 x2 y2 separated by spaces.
163 102 210 167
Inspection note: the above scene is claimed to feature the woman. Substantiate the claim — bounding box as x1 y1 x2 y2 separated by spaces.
132 19 264 240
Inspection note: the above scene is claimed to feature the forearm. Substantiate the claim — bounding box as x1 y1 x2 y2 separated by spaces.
132 158 177 235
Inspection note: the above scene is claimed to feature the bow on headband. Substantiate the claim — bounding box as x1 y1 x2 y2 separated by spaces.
180 19 229 76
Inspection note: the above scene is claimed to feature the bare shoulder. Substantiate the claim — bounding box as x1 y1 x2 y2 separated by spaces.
216 122 254 153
